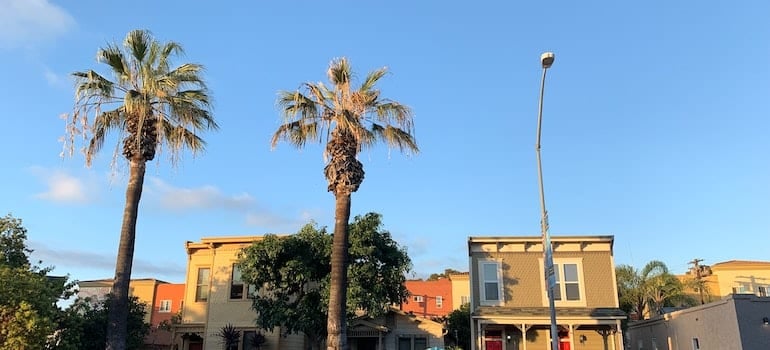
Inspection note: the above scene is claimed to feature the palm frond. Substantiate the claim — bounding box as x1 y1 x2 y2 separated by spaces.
73 70 116 100
96 45 130 84
373 101 414 130
271 120 320 149
86 108 125 164
360 67 387 91
370 124 419 153
327 57 352 87
124 29 152 64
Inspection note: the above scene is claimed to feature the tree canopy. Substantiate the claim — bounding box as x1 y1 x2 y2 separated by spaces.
237 212 411 350
616 260 695 319
0 214 72 349
427 268 463 281
53 295 150 350
445 303 471 350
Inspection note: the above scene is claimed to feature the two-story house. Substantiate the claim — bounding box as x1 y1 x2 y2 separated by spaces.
172 236 304 350
468 235 625 350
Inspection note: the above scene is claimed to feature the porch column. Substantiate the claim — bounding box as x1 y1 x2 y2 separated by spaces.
521 324 527 350
568 324 575 350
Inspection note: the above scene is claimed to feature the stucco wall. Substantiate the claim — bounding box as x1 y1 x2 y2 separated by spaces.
626 295 770 350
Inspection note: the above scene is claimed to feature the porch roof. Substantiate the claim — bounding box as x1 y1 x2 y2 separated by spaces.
473 306 626 319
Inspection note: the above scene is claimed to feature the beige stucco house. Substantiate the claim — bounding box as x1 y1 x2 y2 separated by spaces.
348 308 446 350
468 235 625 350
173 235 446 350
172 236 304 350
626 294 770 350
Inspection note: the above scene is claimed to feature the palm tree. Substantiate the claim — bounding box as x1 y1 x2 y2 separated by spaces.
65 29 218 350
271 57 417 350
616 260 690 320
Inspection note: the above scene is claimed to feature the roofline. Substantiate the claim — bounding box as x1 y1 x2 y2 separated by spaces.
469 235 614 244
184 234 294 249
78 278 171 284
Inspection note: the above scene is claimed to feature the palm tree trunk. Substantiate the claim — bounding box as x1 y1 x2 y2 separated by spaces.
106 158 146 350
327 192 351 350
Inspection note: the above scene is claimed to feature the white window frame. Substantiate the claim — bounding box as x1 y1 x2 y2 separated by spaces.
413 295 424 303
539 257 586 307
756 285 768 297
460 295 469 305
478 259 504 306
436 295 443 308
230 264 255 300
159 299 171 313
195 267 210 302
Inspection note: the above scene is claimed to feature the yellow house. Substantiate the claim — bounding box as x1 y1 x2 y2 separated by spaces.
172 236 304 350
77 278 167 324
683 260 770 302
468 235 625 350
448 272 471 308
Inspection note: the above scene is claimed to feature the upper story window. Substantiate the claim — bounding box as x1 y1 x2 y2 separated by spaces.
479 260 503 306
413 295 424 303
230 264 256 300
159 299 171 313
195 267 210 302
554 263 581 301
541 258 586 306
436 295 443 308
758 286 768 297
460 295 470 305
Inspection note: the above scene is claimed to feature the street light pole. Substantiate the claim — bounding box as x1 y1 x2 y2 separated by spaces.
535 51 559 350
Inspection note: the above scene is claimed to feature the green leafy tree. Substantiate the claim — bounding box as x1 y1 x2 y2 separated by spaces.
0 214 71 349
237 212 411 350
54 295 150 350
271 58 417 350
445 303 471 350
64 29 218 350
616 260 693 320
427 268 462 281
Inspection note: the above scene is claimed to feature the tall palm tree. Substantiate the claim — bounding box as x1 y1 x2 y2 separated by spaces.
65 29 218 350
271 57 417 350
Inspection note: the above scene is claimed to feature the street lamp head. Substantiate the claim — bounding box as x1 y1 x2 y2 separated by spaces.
541 52 555 69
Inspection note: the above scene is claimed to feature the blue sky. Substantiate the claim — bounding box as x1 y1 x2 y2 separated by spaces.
1 0 768 284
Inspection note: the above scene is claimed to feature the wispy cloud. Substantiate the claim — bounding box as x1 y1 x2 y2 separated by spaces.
29 242 186 279
245 210 314 233
148 178 255 211
43 65 66 87
30 167 96 204
146 177 320 233
0 0 75 49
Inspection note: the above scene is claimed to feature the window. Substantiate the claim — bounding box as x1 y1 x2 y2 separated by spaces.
553 263 581 301
691 338 700 350
195 267 210 302
159 299 171 313
758 286 768 297
479 260 503 305
436 296 443 308
460 295 469 305
230 264 256 300
732 284 748 294
413 295 424 303
541 258 585 306
243 331 266 350
398 336 427 350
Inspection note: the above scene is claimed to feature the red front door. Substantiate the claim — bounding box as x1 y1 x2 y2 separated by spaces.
485 339 502 350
